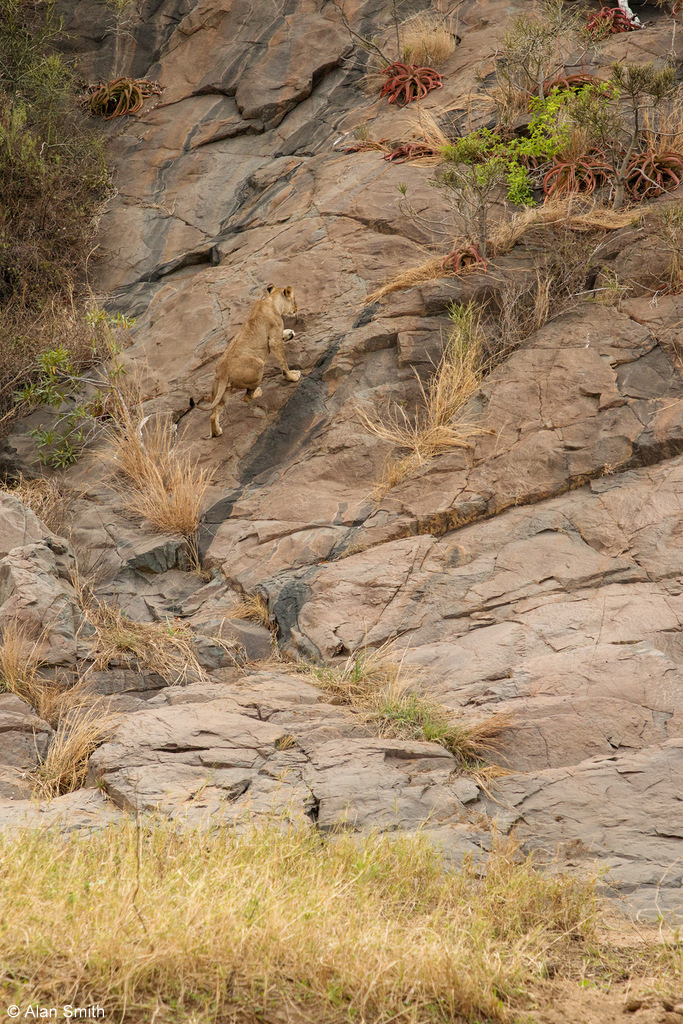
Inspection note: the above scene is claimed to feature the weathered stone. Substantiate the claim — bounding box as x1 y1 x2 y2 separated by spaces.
0 542 81 666
483 740 683 916
0 788 123 830
4 0 682 923
0 693 53 769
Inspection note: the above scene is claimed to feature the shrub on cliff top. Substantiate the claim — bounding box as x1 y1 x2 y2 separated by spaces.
0 0 108 433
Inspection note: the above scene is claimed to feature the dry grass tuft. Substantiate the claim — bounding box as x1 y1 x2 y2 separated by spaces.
0 620 105 726
302 641 510 772
31 701 118 798
408 107 452 153
0 819 612 1023
79 598 223 683
309 640 409 704
368 199 640 308
490 79 532 129
643 90 683 158
105 403 211 539
401 13 457 67
365 255 449 305
226 592 272 630
359 302 488 491
490 196 638 255
0 620 60 721
1 474 73 535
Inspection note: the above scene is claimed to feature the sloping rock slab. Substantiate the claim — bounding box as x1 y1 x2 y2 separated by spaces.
0 789 123 830
485 740 683 918
87 673 476 832
0 694 53 770
0 542 81 666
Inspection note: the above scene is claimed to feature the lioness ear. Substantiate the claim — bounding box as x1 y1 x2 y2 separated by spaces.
284 286 292 297
266 283 275 293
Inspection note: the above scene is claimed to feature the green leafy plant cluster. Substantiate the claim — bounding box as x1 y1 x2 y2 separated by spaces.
442 87 577 207
0 0 108 305
17 310 133 468
0 0 110 439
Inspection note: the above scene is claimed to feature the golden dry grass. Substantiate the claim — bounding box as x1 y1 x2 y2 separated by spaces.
0 620 61 721
226 592 272 630
643 89 683 158
0 818 613 1024
365 254 449 305
30 701 119 798
359 302 488 491
1 474 73 534
367 199 640 308
401 13 457 67
0 619 117 728
489 196 639 254
105 403 211 539
490 79 532 128
78 597 237 682
408 107 451 153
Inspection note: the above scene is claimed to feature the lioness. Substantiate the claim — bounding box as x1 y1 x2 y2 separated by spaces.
192 284 300 437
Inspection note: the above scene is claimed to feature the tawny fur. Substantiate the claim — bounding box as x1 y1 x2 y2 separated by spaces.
193 284 300 437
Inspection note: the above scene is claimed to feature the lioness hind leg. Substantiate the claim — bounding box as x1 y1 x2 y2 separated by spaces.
243 386 263 403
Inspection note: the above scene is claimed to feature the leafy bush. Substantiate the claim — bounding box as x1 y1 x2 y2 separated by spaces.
0 0 109 435
0 0 108 305
16 310 131 468
438 87 577 223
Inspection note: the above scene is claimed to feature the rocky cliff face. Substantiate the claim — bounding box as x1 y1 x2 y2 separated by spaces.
3 0 683 917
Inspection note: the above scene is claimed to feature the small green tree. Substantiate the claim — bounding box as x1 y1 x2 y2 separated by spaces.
439 88 576 216
496 0 583 104
431 152 508 257
572 62 676 209
17 311 133 469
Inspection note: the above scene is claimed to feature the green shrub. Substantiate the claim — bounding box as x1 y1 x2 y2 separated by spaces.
0 0 109 436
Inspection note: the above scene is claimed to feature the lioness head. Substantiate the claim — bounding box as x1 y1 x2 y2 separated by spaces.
266 283 298 317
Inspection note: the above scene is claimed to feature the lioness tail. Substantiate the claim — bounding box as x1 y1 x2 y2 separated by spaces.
190 381 227 412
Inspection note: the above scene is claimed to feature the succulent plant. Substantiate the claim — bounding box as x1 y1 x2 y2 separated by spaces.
626 150 683 199
586 6 640 39
85 77 162 119
440 244 488 275
543 150 612 198
379 62 443 107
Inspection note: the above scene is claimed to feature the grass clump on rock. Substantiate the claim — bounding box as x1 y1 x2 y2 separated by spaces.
104 403 212 541
358 301 489 493
0 818 604 1023
305 641 509 775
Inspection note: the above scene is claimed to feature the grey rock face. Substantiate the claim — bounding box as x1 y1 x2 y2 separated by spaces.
3 0 682 919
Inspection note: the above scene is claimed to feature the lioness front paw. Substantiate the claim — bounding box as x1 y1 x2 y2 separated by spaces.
286 369 301 382
283 329 296 341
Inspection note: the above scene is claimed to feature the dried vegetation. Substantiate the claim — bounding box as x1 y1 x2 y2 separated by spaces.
359 302 489 492
104 403 212 539
0 819 626 1024
1 474 73 534
401 12 457 68
31 702 119 798
301 640 509 775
